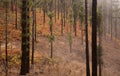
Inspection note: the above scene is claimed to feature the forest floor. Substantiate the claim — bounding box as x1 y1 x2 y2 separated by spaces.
0 34 120 76
0 10 120 76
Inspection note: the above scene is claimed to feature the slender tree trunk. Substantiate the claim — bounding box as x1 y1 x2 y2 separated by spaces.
63 2 66 27
98 25 102 76
55 0 57 22
49 0 54 58
81 26 84 45
5 0 8 76
60 3 63 35
20 0 30 75
11 0 14 12
74 16 77 36
111 15 112 40
110 0 113 40
15 0 18 29
61 18 63 35
34 0 37 41
115 18 117 39
43 10 46 24
50 16 53 58
0 40 1 56
92 0 97 76
31 0 36 64
58 0 60 19
85 0 90 76
70 24 72 53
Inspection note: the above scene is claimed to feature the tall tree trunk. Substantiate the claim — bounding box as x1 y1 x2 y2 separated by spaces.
115 18 117 39
85 0 90 76
63 1 66 27
43 10 46 24
61 17 63 35
34 0 37 41
81 26 84 45
11 0 14 12
15 0 18 29
111 15 112 40
110 0 113 40
73 16 77 36
58 0 60 19
98 23 102 76
92 0 97 76
0 40 1 56
55 0 57 22
60 1 63 35
31 0 36 64
20 0 30 75
5 0 8 76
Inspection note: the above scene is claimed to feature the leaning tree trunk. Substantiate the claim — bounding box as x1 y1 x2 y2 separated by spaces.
20 0 30 75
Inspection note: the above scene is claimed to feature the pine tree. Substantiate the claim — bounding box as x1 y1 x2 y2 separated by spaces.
5 0 8 76
15 0 18 29
97 8 103 76
57 0 60 19
20 0 30 75
31 0 36 65
85 0 90 76
72 0 78 36
48 0 54 58
92 0 97 76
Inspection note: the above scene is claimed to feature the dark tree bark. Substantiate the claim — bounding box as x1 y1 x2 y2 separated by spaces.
35 11 37 41
5 0 8 76
72 1 77 36
20 0 30 75
110 0 113 40
60 0 64 35
58 0 60 19
111 14 112 40
85 0 90 76
61 16 63 35
81 26 84 45
11 0 14 12
73 16 77 36
55 0 57 22
63 1 66 27
43 10 46 24
31 0 36 64
98 23 102 76
0 40 1 55
15 0 18 29
48 0 54 58
92 0 97 76
115 18 117 39
34 0 37 41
